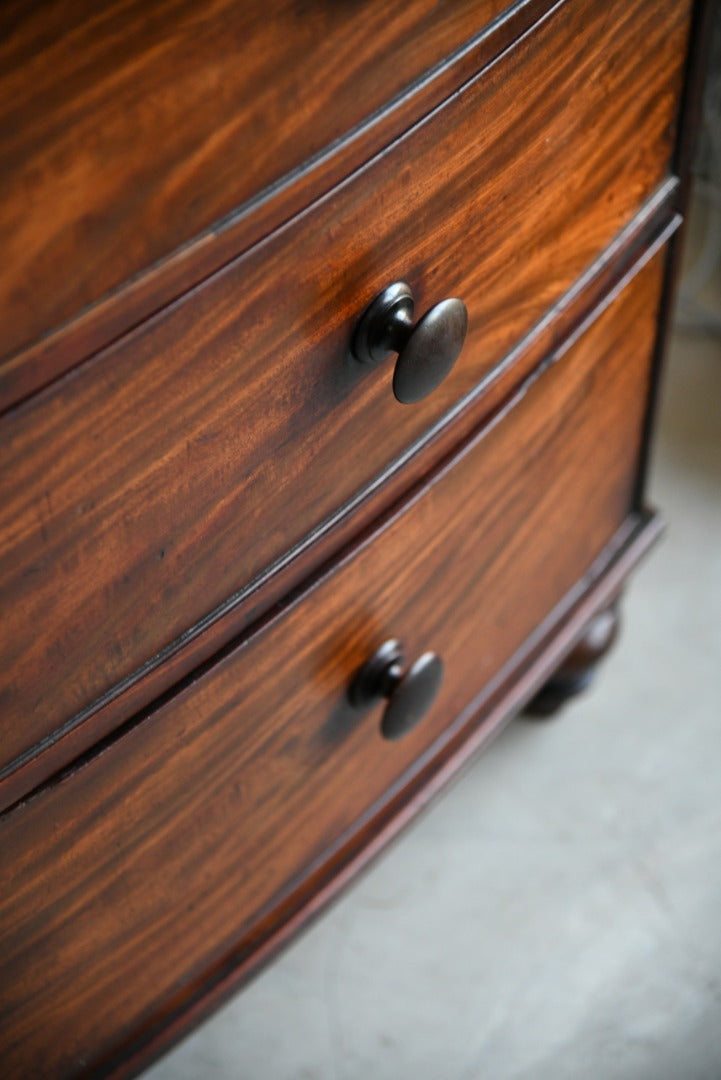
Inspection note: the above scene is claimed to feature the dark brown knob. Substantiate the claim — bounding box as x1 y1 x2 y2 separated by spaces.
349 639 444 740
351 282 468 404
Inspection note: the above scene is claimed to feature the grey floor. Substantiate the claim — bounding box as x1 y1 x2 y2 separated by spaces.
147 225 721 1080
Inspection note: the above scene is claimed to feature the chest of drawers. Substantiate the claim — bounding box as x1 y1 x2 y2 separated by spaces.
0 1 708 1075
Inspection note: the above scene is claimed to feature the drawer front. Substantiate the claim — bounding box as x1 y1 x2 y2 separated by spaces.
0 0 690 774
0 254 664 1077
0 0 515 363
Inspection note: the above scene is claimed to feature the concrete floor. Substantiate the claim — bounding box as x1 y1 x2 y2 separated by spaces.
147 245 721 1080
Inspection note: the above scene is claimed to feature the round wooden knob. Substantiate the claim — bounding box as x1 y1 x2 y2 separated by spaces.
351 282 468 404
349 639 444 740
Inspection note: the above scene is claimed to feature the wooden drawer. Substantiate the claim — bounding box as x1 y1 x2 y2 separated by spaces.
1 0 519 366
0 0 689 780
0 253 665 1078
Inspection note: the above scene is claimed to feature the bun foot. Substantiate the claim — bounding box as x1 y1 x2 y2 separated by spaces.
525 603 621 719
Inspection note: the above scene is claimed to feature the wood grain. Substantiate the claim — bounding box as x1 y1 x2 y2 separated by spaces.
0 0 691 781
0 0 558 414
0 0 517 371
114 510 664 1080
0 254 665 1078
0 197 679 813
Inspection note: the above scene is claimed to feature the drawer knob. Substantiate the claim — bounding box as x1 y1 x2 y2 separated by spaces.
351 282 468 404
350 638 444 740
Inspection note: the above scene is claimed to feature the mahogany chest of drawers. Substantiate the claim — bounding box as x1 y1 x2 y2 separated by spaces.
0 1 708 1075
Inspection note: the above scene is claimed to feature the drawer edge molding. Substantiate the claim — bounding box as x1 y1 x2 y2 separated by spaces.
0 0 557 415
0 195 680 813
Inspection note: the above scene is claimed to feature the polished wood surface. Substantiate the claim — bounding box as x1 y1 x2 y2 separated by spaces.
0 198 679 813
0 0 517 371
116 512 665 1080
0 0 690 780
0 253 665 1078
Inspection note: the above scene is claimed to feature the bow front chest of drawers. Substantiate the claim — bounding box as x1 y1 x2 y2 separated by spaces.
0 0 707 1075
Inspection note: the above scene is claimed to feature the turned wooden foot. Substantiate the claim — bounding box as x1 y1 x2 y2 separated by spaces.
525 603 621 718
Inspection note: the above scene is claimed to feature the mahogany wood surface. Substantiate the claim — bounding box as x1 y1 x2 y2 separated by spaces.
121 510 664 1080
0 0 691 781
0 254 665 1078
0 195 680 813
0 0 562 415
0 0 526 379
